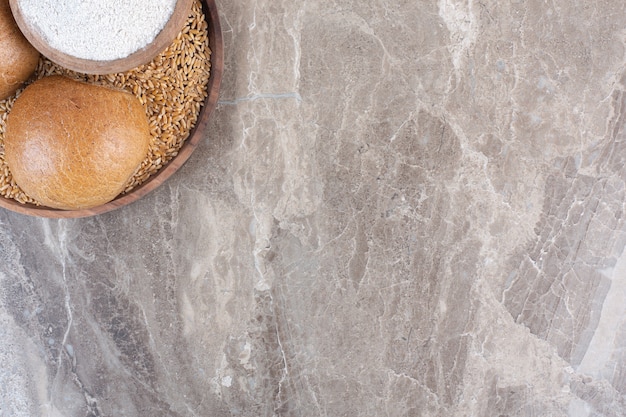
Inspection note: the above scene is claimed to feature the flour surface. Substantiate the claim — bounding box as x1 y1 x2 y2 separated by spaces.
18 0 178 61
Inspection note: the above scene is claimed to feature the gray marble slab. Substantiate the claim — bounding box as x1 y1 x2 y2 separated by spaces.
2 0 626 415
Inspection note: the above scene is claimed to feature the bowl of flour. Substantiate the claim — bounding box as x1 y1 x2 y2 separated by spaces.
9 0 194 74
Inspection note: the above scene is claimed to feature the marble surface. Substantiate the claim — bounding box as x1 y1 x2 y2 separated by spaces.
2 0 626 415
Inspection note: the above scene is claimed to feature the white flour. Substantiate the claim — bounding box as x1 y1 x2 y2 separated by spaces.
18 0 178 61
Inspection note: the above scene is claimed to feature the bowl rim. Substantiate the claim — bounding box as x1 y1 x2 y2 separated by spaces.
9 0 195 75
0 0 223 218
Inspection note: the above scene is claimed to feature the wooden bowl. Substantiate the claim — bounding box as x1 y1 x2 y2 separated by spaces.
0 0 223 218
9 0 194 74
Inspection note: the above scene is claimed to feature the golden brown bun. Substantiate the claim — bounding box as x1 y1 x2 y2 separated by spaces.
0 0 39 100
5 76 151 210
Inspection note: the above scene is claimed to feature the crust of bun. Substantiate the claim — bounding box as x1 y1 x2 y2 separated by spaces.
5 76 151 210
0 0 39 100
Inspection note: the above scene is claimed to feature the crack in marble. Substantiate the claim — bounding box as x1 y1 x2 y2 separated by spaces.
438 0 478 75
218 92 303 106
269 290 290 414
41 220 82 413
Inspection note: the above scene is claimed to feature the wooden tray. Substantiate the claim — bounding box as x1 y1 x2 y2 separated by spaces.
0 0 223 218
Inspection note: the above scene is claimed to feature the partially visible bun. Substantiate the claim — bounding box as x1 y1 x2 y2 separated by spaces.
5 76 151 210
0 0 39 100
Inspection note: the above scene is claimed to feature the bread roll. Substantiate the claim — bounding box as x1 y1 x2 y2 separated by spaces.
5 76 151 210
0 0 39 100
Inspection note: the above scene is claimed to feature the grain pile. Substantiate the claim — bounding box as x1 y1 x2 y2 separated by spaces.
0 0 211 205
